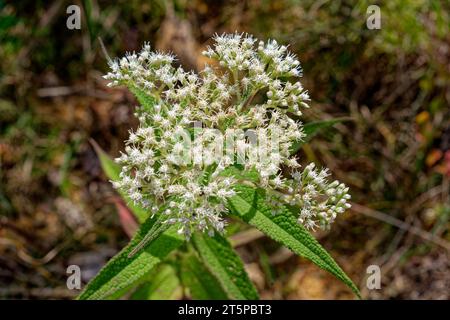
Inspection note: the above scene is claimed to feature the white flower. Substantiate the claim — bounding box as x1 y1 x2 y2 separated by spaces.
105 32 351 238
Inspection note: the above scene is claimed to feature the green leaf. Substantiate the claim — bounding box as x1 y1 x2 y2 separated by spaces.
131 264 183 300
90 139 149 223
290 118 352 154
77 215 184 300
192 233 259 300
228 185 361 298
130 86 157 114
127 214 171 258
219 164 260 182
180 253 228 300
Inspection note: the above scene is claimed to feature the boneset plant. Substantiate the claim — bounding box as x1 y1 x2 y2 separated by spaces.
79 33 360 300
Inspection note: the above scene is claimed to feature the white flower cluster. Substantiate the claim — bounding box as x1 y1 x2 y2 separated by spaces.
104 33 351 238
275 163 351 230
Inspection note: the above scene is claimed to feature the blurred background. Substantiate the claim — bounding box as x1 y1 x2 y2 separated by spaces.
0 0 449 299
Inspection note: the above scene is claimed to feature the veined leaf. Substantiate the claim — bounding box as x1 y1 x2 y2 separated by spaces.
192 233 259 300
180 253 228 300
219 164 259 182
290 118 352 154
77 215 184 300
228 184 360 298
127 214 170 258
131 264 183 300
90 139 149 223
130 86 157 114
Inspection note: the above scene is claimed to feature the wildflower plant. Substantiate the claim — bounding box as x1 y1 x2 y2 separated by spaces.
79 33 360 300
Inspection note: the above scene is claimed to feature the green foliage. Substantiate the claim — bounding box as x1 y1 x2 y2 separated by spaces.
78 215 183 299
192 233 259 300
180 253 228 300
228 184 360 298
130 86 158 115
131 264 183 300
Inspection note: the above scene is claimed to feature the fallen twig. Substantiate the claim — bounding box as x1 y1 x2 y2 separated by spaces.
351 202 450 251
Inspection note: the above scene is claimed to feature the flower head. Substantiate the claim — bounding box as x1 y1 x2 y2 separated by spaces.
104 33 350 239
